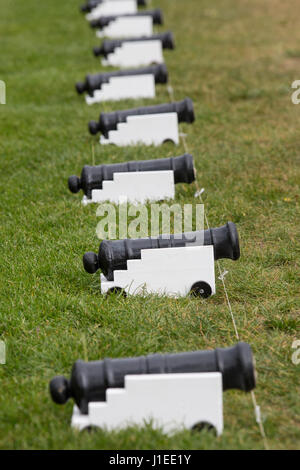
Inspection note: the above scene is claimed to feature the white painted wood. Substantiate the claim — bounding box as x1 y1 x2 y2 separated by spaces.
85 74 155 104
96 16 153 39
71 372 223 436
82 170 175 205
100 112 179 146
86 0 137 21
101 40 164 68
100 245 216 298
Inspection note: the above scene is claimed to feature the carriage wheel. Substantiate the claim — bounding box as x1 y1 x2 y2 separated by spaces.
190 281 212 299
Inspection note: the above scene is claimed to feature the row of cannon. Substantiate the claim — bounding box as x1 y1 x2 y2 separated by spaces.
49 0 256 435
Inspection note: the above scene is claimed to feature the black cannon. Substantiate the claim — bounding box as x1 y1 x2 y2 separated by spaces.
68 154 195 198
83 222 240 280
88 97 195 136
49 342 256 414
90 9 163 29
76 64 168 96
93 32 175 57
81 0 147 13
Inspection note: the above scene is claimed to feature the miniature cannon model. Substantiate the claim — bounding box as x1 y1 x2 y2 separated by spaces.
68 154 195 204
49 342 256 434
89 9 163 29
82 222 240 297
76 64 168 96
88 98 195 146
81 0 147 13
95 15 153 39
96 32 172 68
77 64 168 104
93 9 154 39
89 98 194 136
93 32 174 57
86 0 137 21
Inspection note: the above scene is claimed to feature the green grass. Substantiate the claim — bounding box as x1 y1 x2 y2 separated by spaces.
0 0 299 450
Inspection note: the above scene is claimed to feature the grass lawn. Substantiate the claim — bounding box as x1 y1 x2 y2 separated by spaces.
0 0 299 450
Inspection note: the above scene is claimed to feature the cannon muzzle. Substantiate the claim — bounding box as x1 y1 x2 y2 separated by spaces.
93 32 175 57
88 98 195 137
50 342 256 414
76 64 168 96
68 154 195 198
83 222 240 280
80 0 103 12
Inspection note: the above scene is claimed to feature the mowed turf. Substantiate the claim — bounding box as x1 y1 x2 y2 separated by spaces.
0 0 299 450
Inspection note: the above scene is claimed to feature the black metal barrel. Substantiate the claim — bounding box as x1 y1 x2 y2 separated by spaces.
76 64 168 95
88 98 195 136
83 222 240 280
49 342 256 414
93 32 175 57
68 154 195 197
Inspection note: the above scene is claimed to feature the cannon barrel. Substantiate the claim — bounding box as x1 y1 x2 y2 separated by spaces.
68 154 195 197
76 64 168 95
49 342 256 414
83 222 240 279
81 0 147 13
88 97 195 136
93 32 175 57
90 9 163 28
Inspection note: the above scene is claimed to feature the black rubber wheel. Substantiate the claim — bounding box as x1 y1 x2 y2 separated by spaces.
192 421 217 435
107 287 127 298
190 281 212 299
